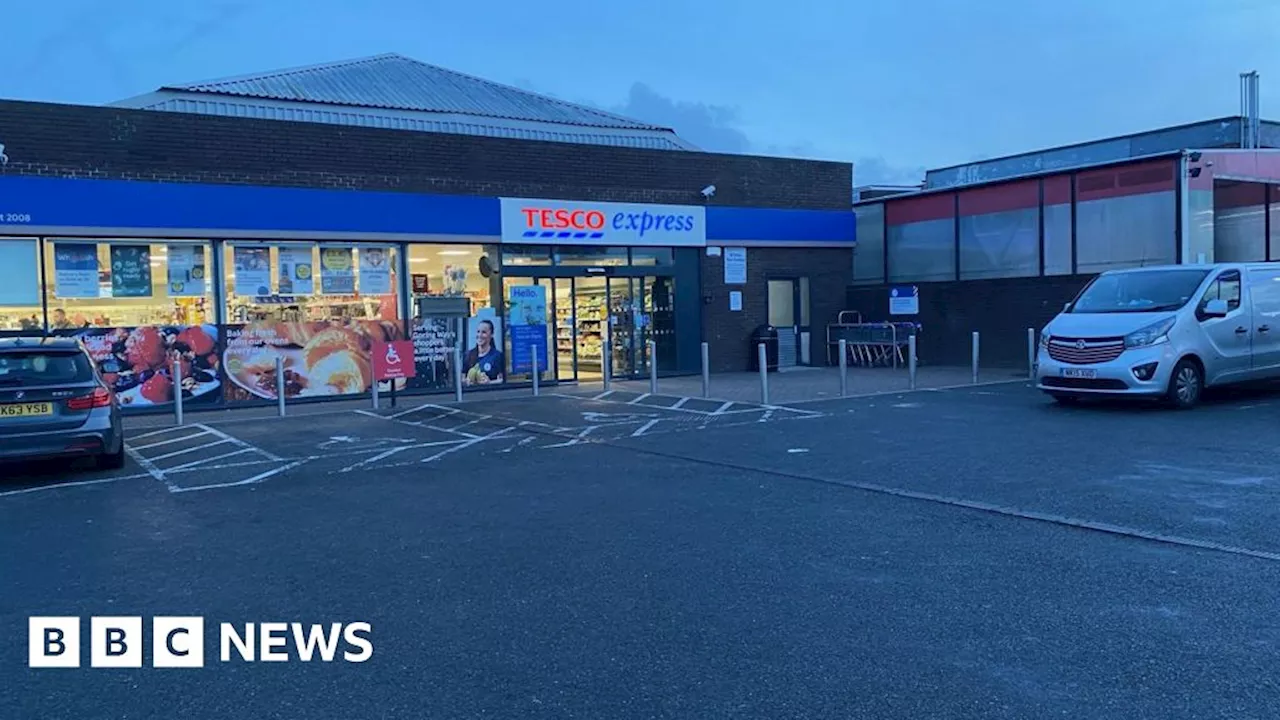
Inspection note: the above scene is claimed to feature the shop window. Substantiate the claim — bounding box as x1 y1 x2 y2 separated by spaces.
0 238 43 332
225 242 401 324
630 247 674 266
501 244 552 266
1271 186 1280 262
886 194 956 283
1214 181 1266 263
958 209 1039 280
553 245 628 266
1075 192 1176 272
45 240 214 330
406 243 500 317
852 203 886 284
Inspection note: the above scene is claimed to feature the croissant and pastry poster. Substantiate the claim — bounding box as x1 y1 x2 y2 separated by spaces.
222 319 406 402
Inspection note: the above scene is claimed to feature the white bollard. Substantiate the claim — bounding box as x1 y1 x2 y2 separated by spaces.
454 341 464 402
838 338 848 397
971 331 980 385
532 353 540 397
758 342 770 405
275 356 286 417
372 378 380 410
700 342 710 398
172 358 184 426
1027 327 1037 380
648 340 658 395
602 341 612 392
908 334 918 390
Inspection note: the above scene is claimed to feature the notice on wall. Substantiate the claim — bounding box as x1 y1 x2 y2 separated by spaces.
359 247 392 295
110 245 152 298
233 247 272 297
167 245 207 297
0 239 40 305
889 285 919 315
508 284 548 375
409 316 458 391
277 246 314 296
724 247 747 284
320 247 355 295
54 243 100 299
729 291 743 312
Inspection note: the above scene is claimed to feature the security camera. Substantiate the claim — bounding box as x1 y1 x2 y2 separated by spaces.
700 184 716 198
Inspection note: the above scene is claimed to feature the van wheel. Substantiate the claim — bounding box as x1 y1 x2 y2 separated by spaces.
1166 358 1203 409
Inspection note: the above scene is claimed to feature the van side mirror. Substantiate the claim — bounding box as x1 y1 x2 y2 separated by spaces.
1062 302 1071 313
1201 298 1229 319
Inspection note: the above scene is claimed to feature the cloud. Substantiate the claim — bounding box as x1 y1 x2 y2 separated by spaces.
609 82 923 186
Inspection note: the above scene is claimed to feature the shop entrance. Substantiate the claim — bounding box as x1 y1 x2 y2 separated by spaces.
767 277 811 366
504 273 676 382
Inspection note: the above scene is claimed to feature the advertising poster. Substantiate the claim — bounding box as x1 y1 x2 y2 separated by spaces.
54 243 100 299
359 247 392 295
110 245 152 298
222 319 405 403
277 246 315 296
167 245 207 297
463 308 503 386
234 247 272 297
408 316 458 391
71 325 221 411
507 284 548 375
320 247 355 295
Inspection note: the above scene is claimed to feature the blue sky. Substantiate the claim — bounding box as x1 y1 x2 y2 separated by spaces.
5 0 1280 185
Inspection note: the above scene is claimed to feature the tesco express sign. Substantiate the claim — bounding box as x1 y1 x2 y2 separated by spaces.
499 198 706 247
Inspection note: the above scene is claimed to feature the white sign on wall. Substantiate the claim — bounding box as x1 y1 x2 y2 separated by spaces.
729 291 743 312
723 247 747 284
500 198 706 247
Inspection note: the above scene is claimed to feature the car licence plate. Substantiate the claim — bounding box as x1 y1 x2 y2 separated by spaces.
1060 368 1098 379
0 402 54 418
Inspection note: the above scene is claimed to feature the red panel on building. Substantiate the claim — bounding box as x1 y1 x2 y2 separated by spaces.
1214 181 1267 210
1075 159 1176 202
957 180 1039 216
885 192 955 225
1043 175 1071 205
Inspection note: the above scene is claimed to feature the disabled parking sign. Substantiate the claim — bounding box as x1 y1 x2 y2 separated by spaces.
373 340 417 381
889 285 919 316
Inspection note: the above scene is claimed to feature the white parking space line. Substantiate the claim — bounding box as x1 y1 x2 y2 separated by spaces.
169 459 310 494
338 439 468 473
125 446 177 491
165 448 252 472
147 438 233 463
592 390 615 400
544 426 596 448
128 426 198 442
0 476 126 498
630 419 661 437
627 393 651 405
198 424 283 462
130 430 211 451
711 401 734 416
671 398 690 409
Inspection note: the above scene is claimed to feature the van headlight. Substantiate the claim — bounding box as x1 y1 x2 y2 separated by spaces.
1124 317 1176 349
1039 330 1051 349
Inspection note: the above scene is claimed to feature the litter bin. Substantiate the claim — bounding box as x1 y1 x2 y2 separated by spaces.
750 324 780 372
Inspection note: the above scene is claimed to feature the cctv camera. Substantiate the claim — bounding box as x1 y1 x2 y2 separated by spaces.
700 185 716 197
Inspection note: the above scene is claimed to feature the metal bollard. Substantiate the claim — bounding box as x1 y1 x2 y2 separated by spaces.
602 343 612 392
172 359 184 426
971 331 980 384
454 340 463 402
532 353 540 397
908 334 918 390
700 342 710 398
275 356 286 417
838 338 848 397
372 378 380 410
758 342 770 405
1027 327 1036 380
648 340 658 394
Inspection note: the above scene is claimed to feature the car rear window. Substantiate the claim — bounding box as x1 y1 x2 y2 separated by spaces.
0 351 96 385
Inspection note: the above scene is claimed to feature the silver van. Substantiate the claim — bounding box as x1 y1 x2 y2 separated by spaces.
1035 263 1280 409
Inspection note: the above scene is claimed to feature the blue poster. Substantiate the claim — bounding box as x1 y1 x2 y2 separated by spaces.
507 284 548 375
54 243 100 298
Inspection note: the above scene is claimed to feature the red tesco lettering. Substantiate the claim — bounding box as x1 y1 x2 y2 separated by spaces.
521 207 606 231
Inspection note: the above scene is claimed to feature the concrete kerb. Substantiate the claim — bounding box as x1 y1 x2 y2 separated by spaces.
723 377 1033 407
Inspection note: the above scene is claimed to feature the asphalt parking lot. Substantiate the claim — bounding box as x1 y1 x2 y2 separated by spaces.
4 379 1280 718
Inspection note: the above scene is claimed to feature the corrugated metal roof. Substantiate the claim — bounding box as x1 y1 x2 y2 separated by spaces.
163 53 666 132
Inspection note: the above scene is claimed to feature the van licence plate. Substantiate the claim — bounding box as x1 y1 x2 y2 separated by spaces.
1061 368 1097 379
0 402 54 418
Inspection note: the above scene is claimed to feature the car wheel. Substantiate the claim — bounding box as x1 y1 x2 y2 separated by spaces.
1166 358 1203 410
1051 393 1079 406
96 445 126 471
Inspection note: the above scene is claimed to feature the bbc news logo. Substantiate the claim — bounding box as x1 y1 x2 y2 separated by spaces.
28 617 373 668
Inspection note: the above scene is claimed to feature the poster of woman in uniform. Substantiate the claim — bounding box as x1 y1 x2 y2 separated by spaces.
462 308 503 386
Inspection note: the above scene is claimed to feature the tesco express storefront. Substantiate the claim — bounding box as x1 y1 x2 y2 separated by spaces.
0 175 852 413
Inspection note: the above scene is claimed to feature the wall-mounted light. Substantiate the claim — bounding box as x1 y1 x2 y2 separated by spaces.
1188 167 1203 178
1188 151 1203 163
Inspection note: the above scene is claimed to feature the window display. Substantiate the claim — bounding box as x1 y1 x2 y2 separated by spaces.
406 244 499 317
44 240 214 329
0 238 43 332
225 242 399 324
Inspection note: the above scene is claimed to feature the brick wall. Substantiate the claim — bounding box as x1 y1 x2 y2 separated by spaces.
845 275 1095 369
701 247 853 372
0 100 851 210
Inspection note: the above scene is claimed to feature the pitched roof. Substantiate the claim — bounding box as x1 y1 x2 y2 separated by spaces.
162 53 668 132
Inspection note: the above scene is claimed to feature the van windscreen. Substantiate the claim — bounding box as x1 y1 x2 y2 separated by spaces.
1070 269 1210 313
